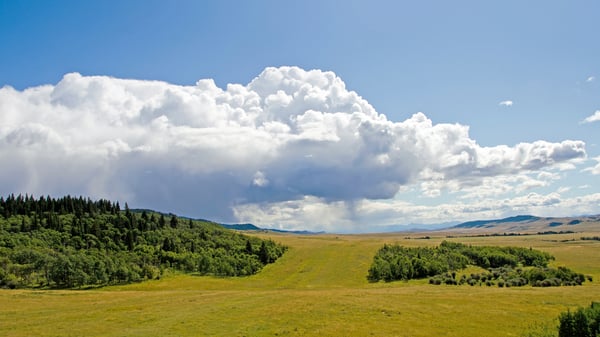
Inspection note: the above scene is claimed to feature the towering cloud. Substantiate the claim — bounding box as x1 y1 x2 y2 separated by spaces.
0 67 588 229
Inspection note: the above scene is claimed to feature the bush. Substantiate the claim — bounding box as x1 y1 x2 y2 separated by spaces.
429 277 441 285
557 303 600 337
368 241 582 287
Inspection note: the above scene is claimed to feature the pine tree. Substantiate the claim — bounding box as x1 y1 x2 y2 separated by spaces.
127 229 134 251
20 216 27 232
259 241 269 264
125 203 131 219
245 239 254 254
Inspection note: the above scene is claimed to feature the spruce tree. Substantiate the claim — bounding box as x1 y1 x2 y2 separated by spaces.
259 242 269 264
245 239 253 254
170 215 178 229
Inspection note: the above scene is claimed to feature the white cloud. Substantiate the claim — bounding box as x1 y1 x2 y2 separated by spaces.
582 110 600 124
587 76 595 82
583 157 600 175
233 196 356 233
252 171 269 187
557 186 571 194
499 100 513 107
0 66 589 230
235 191 600 232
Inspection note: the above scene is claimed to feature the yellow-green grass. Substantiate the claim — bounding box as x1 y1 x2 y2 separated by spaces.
1 231 599 336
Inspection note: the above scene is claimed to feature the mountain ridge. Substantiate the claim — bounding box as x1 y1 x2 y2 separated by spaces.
446 214 600 234
219 214 600 234
219 223 325 235
452 215 541 229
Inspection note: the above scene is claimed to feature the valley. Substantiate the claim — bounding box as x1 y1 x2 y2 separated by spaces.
2 228 599 336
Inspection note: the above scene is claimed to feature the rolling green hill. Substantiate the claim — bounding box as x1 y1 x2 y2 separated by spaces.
1 195 600 336
448 214 600 234
0 194 286 289
1 230 600 336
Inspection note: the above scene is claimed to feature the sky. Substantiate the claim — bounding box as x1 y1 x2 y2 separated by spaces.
0 0 599 233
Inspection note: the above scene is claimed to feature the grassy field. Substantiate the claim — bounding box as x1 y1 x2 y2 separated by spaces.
1 231 599 336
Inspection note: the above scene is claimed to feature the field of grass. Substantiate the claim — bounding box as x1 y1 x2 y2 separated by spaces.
1 231 599 336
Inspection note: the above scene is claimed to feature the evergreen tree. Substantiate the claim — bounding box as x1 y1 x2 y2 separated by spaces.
125 203 131 219
170 215 178 229
20 217 27 232
259 241 269 264
0 194 287 288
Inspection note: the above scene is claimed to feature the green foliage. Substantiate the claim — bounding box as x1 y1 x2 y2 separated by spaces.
0 194 287 289
557 303 600 337
367 243 470 282
439 265 584 288
368 241 582 287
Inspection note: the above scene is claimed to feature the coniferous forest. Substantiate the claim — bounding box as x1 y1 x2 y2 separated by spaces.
0 194 287 289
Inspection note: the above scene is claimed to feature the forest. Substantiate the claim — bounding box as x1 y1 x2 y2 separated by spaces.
0 194 287 289
368 241 589 287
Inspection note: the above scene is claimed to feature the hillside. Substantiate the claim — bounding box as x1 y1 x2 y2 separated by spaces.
448 214 600 234
0 194 286 289
224 214 600 235
453 215 541 228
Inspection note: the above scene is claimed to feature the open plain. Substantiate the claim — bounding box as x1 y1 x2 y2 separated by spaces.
1 229 599 337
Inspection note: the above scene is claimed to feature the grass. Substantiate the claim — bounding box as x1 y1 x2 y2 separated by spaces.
1 231 599 336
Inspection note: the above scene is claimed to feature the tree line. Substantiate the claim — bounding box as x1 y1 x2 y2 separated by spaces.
368 241 587 287
0 194 287 289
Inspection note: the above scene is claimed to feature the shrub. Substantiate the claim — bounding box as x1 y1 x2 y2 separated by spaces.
557 303 600 337
367 241 581 287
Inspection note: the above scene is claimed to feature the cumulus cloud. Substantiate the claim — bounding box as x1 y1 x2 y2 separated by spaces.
235 191 600 233
583 157 600 175
499 100 513 107
0 67 589 229
586 76 595 82
581 110 600 124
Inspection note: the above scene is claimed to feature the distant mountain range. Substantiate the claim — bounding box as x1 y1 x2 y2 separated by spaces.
452 215 541 229
220 214 600 234
448 214 600 233
219 223 325 235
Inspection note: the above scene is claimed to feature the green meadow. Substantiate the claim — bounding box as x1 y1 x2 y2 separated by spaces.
1 231 599 336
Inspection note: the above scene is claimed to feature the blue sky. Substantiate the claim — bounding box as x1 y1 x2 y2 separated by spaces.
1 1 599 232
